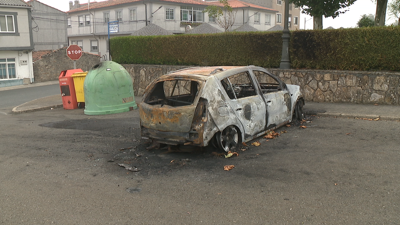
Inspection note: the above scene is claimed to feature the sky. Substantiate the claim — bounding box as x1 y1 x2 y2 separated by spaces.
30 0 396 29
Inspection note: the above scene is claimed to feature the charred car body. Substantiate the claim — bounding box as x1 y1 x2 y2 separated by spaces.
139 66 304 152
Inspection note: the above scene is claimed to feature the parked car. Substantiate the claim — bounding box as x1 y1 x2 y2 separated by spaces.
139 66 304 152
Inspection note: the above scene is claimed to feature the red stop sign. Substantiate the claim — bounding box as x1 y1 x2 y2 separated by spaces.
66 45 82 60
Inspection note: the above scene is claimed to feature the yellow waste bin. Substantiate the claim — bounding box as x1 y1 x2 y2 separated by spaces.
71 72 88 103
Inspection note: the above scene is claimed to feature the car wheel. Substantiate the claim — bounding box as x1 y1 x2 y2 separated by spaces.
217 125 239 152
293 100 304 121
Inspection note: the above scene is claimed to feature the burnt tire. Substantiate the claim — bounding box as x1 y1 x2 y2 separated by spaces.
210 133 219 149
217 125 239 152
293 100 304 121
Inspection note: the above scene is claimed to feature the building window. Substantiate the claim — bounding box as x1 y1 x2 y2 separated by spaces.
166 8 174 20
78 15 84 26
71 40 77 45
67 17 71 27
265 14 271 25
90 40 98 52
85 15 91 26
77 40 83 50
129 9 137 21
0 58 16 79
254 12 260 24
209 15 215 23
294 16 298 25
0 15 15 33
116 10 123 22
181 6 203 22
277 14 282 23
104 12 110 23
277 0 282 5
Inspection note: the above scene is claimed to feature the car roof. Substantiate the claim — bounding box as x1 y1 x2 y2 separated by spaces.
168 66 251 77
155 66 266 82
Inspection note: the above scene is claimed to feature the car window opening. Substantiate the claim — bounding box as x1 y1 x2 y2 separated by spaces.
221 72 257 99
254 70 281 93
145 80 199 106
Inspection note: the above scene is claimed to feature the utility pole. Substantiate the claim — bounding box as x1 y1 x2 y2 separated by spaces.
280 0 290 69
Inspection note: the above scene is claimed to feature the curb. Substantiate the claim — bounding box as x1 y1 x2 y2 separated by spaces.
305 111 400 121
12 104 63 114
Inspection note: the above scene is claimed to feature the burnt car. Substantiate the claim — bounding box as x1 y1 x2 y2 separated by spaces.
139 66 304 152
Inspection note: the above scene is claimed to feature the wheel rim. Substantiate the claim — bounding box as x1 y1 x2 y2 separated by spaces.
218 126 239 152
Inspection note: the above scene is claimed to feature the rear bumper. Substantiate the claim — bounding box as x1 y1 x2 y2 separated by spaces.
141 127 203 146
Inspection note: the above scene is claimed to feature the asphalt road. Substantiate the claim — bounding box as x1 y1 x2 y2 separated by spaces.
0 107 399 224
0 84 59 112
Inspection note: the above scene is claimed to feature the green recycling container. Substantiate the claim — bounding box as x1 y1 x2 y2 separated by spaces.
84 61 137 115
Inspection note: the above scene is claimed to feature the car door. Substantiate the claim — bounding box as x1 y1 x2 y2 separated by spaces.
219 71 266 137
252 70 291 127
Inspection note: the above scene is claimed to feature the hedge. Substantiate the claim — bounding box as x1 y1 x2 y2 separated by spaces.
110 26 400 71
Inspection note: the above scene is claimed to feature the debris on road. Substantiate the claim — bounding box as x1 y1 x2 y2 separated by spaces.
300 125 307 129
126 187 141 193
251 141 261 146
118 163 140 172
225 151 239 158
170 158 191 166
264 131 280 139
120 147 134 151
224 165 235 171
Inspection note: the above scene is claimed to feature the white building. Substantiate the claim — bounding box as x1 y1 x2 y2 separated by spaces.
67 0 278 60
0 0 34 87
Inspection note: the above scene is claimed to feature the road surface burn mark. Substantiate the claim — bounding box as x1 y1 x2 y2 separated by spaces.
38 116 314 177
39 118 128 131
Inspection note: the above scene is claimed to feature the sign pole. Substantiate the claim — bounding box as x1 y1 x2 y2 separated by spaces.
108 21 110 61
108 21 119 61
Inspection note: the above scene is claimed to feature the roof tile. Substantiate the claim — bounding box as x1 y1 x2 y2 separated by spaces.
132 24 173 36
0 0 30 7
68 0 277 13
186 23 223 34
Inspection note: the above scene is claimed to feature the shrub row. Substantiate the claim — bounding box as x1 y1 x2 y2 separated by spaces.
111 26 400 71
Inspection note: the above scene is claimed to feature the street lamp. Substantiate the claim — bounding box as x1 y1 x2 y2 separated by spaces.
280 0 290 69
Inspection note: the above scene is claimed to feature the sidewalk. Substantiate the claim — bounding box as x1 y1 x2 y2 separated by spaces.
10 93 400 121
0 80 59 92
11 95 143 113
304 102 400 121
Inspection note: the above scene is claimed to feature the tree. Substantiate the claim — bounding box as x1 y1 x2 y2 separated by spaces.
357 14 375 27
375 0 388 26
290 0 357 29
204 0 237 32
388 0 400 25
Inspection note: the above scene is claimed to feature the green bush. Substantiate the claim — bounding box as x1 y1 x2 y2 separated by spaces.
111 31 282 68
290 26 400 71
111 26 400 71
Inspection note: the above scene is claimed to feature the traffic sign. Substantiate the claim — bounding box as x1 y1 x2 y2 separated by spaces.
66 45 82 61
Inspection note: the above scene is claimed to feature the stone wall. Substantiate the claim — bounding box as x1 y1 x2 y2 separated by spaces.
269 69 400 105
122 64 400 105
33 47 100 82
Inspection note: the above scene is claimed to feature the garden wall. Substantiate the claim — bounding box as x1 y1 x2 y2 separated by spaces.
33 47 101 82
